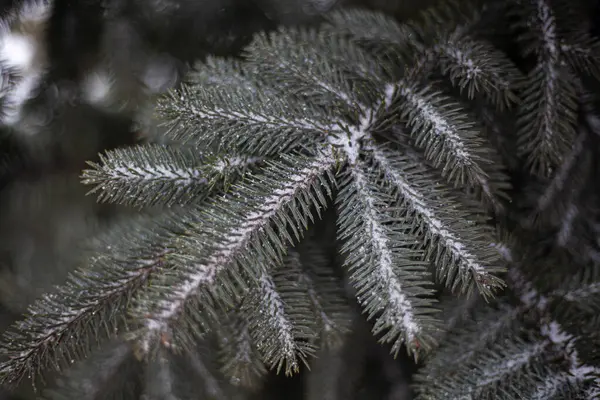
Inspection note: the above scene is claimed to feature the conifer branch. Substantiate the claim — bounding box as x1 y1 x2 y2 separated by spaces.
292 247 352 348
430 34 521 110
390 81 494 187
336 164 439 357
132 151 338 353
218 311 267 389
82 144 261 207
0 212 184 387
157 85 331 155
367 145 505 297
323 8 410 52
509 267 600 398
436 338 550 398
247 30 366 113
243 258 318 375
513 0 580 177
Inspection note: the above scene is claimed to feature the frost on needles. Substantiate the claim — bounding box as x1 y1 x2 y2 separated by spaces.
0 0 599 398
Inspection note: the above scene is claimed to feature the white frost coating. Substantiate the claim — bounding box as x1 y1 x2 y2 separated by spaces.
109 163 205 185
529 371 574 399
257 271 296 361
370 147 487 275
478 341 547 387
508 268 600 394
437 46 482 80
350 165 421 341
398 85 470 162
186 102 337 133
562 282 600 303
328 113 371 164
213 155 263 173
536 0 558 58
583 384 600 400
144 152 336 336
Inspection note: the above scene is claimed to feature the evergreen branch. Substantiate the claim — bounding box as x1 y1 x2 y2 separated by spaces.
430 338 550 399
431 33 521 110
551 268 600 313
218 311 267 389
367 144 505 297
323 8 410 52
561 36 600 80
0 211 185 387
404 0 480 40
133 151 338 354
156 84 333 155
246 30 366 113
243 256 318 375
513 0 580 177
336 164 439 357
527 370 587 400
508 267 600 393
301 29 389 85
416 304 522 379
82 144 261 207
390 80 494 188
293 246 352 349
516 64 578 177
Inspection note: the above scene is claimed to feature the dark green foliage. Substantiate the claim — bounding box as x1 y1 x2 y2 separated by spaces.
0 0 599 398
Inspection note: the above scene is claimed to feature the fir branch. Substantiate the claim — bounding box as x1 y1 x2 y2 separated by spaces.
323 8 410 53
516 64 579 177
336 164 439 357
82 144 261 207
417 304 522 381
293 246 353 349
246 30 367 114
439 338 550 399
430 33 521 110
513 0 580 176
218 311 267 389
0 211 185 387
132 151 338 354
390 81 494 188
299 29 389 85
243 257 318 375
367 145 505 297
157 84 331 155
508 267 600 395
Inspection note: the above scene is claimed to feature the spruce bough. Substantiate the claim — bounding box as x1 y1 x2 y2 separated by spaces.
1 0 599 398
